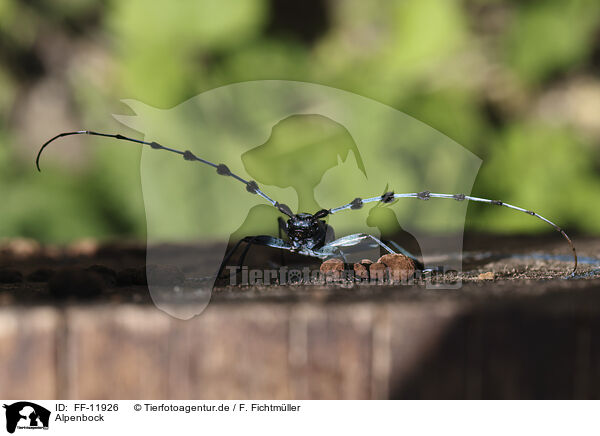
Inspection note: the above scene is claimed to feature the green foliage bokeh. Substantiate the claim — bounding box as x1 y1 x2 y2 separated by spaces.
0 0 599 242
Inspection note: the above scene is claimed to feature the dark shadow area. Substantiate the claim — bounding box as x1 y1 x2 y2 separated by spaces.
390 290 600 399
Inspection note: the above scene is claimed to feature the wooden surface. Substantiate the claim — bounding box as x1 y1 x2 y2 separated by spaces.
1 235 599 399
1 288 599 399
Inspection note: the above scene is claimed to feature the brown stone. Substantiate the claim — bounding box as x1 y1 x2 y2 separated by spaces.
478 271 495 280
378 253 415 282
369 262 387 282
354 263 369 279
320 258 344 281
354 259 374 280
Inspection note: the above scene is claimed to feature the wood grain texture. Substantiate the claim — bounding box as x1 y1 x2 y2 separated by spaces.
1 291 600 399
166 304 291 399
0 308 58 399
64 306 171 399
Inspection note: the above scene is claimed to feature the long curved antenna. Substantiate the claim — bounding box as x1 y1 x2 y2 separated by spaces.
36 130 295 218
322 190 578 273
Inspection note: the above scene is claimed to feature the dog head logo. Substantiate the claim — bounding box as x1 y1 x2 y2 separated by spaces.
111 81 481 319
3 402 50 434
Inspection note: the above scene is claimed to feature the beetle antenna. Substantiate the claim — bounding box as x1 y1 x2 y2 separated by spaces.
36 130 295 218
322 190 578 273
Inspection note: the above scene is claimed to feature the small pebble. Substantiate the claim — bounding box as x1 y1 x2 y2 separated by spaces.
378 253 415 282
369 262 387 281
0 269 23 284
320 258 344 280
354 263 369 279
478 271 495 280
353 259 373 280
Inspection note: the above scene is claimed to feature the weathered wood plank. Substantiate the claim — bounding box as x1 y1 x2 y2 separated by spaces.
0 308 58 399
65 305 171 399
2 292 599 399
168 304 291 399
289 304 374 399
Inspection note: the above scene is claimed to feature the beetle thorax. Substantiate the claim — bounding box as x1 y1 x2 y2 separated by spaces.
287 213 327 250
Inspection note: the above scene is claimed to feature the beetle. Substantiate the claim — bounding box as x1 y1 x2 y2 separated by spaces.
36 130 578 276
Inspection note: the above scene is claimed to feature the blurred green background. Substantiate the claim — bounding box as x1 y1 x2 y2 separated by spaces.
1 0 600 243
